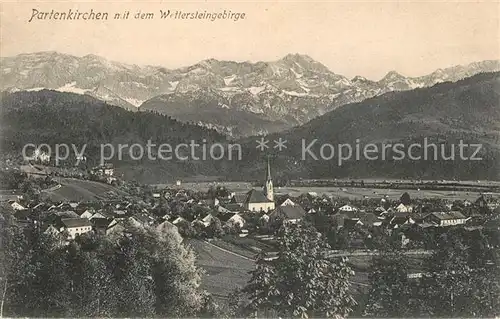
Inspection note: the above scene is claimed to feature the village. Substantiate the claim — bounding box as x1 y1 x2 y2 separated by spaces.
1 156 500 317
2 158 499 255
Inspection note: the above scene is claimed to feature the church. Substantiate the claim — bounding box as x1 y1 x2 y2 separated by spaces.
232 159 276 212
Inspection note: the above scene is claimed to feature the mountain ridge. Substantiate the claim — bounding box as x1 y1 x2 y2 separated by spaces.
2 51 499 137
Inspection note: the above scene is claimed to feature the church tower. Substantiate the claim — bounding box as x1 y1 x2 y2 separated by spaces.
263 158 274 202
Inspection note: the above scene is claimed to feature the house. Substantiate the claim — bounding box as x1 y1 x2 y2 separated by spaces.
0 190 23 202
92 163 114 177
231 194 248 206
390 212 415 228
172 216 189 226
243 189 275 212
269 205 306 224
106 222 125 236
113 210 127 219
259 213 270 224
225 213 246 229
307 208 317 214
9 201 26 211
215 205 232 214
344 217 363 228
156 220 180 239
358 213 383 227
279 198 296 207
129 214 154 227
395 203 413 213
56 210 80 219
60 218 93 239
239 158 276 212
424 211 468 227
89 211 109 220
79 209 95 219
201 213 215 227
44 225 60 236
338 204 357 213
374 206 387 216
91 218 117 235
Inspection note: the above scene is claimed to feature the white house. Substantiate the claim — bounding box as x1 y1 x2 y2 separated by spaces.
201 214 215 227
243 189 275 212
226 214 246 229
172 216 188 225
269 205 307 224
338 204 357 213
79 209 95 219
60 218 92 239
10 201 26 211
280 198 296 207
396 203 413 213
424 211 468 227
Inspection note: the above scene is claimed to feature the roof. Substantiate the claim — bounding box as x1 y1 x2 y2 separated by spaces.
429 211 466 220
245 189 273 204
270 205 306 220
61 218 92 228
222 203 246 212
136 214 152 223
390 213 412 225
359 213 380 225
338 204 357 211
172 216 188 225
14 209 30 220
91 218 113 229
279 198 296 206
232 194 247 204
156 220 178 232
227 214 246 223
202 214 215 223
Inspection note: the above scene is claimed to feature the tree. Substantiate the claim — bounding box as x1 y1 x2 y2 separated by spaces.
242 252 278 317
243 223 356 318
422 231 500 317
206 217 224 238
1 217 210 318
364 248 424 317
400 192 411 205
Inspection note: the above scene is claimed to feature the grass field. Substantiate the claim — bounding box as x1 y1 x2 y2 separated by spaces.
42 178 128 202
156 180 499 201
187 239 254 301
188 236 430 303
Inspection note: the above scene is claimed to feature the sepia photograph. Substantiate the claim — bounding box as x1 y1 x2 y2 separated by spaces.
0 0 499 318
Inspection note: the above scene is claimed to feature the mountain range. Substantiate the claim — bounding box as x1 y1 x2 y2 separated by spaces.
2 51 499 137
1 72 499 182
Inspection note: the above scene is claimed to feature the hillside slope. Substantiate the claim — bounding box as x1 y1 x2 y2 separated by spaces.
0 90 228 182
232 72 500 181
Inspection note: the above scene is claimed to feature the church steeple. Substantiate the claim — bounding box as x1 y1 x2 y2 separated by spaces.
263 157 274 202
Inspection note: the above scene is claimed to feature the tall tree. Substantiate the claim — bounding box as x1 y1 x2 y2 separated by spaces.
244 223 356 318
242 252 278 317
363 248 425 317
422 231 500 317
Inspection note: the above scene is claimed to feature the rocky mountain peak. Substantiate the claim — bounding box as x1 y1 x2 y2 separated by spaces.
2 51 499 137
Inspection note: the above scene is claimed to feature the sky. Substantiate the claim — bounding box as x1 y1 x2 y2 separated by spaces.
1 0 499 80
